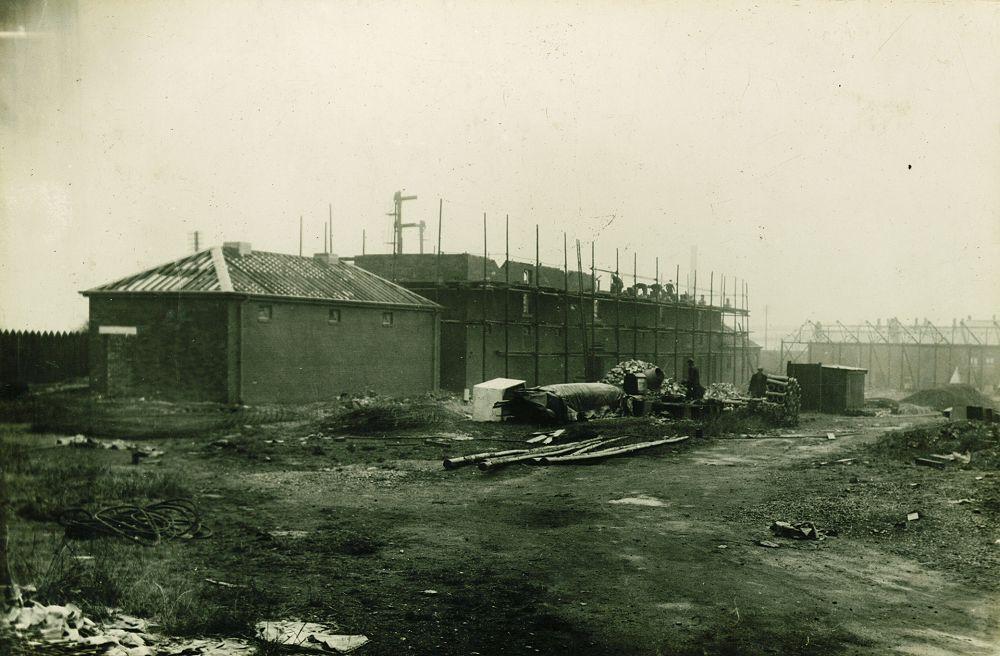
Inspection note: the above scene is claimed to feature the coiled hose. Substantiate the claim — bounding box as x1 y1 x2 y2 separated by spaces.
59 498 211 546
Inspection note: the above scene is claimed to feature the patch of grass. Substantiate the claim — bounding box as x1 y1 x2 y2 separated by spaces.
1 425 264 639
2 438 191 522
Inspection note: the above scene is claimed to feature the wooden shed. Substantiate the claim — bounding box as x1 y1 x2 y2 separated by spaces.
786 362 867 414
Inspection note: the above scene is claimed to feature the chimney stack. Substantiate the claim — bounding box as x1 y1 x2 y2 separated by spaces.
223 242 252 256
313 252 339 265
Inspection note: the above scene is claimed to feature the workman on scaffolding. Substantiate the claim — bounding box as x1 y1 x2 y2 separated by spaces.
610 272 624 295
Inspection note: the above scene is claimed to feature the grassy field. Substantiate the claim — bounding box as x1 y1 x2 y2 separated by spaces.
2 395 999 655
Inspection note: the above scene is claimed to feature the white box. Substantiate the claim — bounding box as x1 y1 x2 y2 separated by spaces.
472 378 527 422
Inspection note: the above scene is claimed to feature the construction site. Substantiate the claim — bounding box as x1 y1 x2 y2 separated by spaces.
3 2 1000 656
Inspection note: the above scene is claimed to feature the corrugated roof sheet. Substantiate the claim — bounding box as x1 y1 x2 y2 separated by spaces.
85 248 438 308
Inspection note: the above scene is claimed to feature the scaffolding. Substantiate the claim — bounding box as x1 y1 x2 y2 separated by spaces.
779 318 1000 392
351 206 756 392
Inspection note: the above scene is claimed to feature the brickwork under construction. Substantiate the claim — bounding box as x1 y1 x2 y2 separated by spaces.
354 253 757 393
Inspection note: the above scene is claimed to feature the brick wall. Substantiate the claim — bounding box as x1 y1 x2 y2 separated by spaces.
87 295 230 401
239 300 437 403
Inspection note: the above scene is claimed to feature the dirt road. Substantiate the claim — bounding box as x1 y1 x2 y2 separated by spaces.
198 413 998 655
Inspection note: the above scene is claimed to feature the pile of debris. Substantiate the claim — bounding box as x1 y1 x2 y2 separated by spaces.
54 435 164 459
443 429 689 471
600 360 658 387
2 600 368 655
703 383 739 402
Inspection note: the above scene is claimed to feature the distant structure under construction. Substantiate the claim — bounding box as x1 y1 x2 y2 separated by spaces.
353 252 758 394
781 319 999 392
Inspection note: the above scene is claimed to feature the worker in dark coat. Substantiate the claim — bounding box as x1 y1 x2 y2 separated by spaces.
748 368 768 398
610 272 624 295
685 358 704 400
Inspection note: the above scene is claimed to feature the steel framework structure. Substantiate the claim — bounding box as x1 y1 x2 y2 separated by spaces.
780 318 1000 391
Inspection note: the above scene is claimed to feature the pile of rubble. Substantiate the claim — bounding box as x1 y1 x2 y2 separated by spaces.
2 600 368 655
703 383 739 402
600 360 658 387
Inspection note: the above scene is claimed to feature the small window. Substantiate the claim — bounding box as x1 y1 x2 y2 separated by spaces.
522 270 533 284
257 305 272 322
328 308 341 324
382 311 394 327
522 294 532 317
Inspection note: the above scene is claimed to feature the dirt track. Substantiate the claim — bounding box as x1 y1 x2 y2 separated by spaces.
185 413 998 655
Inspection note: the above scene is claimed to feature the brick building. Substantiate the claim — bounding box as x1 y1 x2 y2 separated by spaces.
82 243 440 403
352 253 755 393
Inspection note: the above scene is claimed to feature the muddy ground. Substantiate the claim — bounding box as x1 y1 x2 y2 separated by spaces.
4 409 999 655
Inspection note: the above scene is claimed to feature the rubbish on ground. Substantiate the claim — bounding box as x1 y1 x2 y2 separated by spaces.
826 433 836 440
914 457 948 469
769 521 830 540
59 498 211 545
907 512 921 521
816 458 855 467
756 540 781 548
526 428 565 444
55 434 89 446
609 495 668 507
947 499 975 505
204 578 246 588
930 451 971 464
256 621 368 653
270 530 309 539
421 589 438 595
56 434 158 456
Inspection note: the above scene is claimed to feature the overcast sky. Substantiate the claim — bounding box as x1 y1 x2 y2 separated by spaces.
1 0 997 345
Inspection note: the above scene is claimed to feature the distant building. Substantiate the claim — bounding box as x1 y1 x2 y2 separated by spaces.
82 243 440 403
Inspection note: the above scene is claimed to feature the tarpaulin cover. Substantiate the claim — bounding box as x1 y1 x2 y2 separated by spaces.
513 383 624 423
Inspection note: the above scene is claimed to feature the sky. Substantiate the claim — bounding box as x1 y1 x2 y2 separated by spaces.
1 0 998 347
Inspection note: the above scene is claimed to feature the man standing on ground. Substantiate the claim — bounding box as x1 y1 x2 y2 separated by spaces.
749 367 768 398
685 358 704 400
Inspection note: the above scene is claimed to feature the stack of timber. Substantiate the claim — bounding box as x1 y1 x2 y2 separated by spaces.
759 374 801 426
442 432 689 472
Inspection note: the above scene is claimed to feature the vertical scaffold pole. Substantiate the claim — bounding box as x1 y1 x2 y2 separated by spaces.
576 240 587 381
563 232 569 383
673 264 680 379
481 213 487 384
590 242 597 378
504 214 509 378
534 225 540 386
708 272 714 384
632 252 638 359
653 257 660 365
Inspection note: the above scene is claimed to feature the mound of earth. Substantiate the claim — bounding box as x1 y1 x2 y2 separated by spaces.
901 384 996 411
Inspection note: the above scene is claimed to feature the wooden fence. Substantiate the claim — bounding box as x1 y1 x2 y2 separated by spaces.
0 330 89 386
